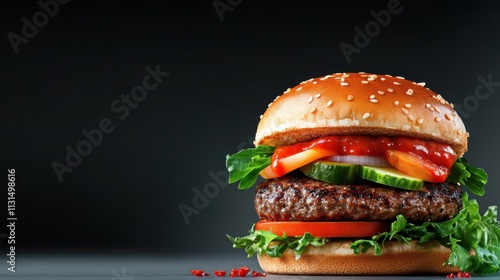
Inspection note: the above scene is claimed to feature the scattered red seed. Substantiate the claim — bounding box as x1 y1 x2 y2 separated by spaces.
252 270 267 277
214 270 226 277
446 272 471 278
229 268 239 277
460 272 471 278
190 269 209 276
192 267 265 277
238 266 250 277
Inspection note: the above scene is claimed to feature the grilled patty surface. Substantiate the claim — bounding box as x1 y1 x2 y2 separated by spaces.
255 174 462 223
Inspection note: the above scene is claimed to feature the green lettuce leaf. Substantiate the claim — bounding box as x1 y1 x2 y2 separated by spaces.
226 145 275 190
351 193 500 274
227 225 327 260
448 157 488 196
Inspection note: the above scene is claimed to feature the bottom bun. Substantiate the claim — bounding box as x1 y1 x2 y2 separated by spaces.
257 240 459 275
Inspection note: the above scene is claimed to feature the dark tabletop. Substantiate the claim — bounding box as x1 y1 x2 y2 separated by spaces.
2 255 500 280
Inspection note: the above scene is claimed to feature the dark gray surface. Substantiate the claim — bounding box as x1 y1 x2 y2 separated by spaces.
2 255 500 279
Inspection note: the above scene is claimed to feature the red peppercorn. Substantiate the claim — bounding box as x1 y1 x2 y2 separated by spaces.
458 271 471 278
447 273 455 278
229 268 239 277
238 266 250 277
214 270 226 277
252 270 267 277
190 269 209 277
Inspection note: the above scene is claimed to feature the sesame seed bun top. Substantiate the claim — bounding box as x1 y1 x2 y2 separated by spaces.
255 72 468 157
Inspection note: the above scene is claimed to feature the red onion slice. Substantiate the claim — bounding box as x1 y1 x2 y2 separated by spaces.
322 155 390 167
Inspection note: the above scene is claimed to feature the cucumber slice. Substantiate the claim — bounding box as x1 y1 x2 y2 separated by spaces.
300 161 359 184
358 166 424 190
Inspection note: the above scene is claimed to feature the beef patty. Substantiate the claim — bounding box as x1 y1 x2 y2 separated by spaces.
255 174 462 223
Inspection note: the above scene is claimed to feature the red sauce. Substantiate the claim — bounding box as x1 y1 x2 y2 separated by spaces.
271 136 456 175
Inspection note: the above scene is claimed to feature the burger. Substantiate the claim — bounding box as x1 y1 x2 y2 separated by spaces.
225 72 499 275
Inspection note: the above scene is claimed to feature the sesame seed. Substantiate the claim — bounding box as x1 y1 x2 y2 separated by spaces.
313 81 317 84
435 117 441 122
284 88 291 94
401 108 409 115
334 77 341 80
386 74 393 77
310 107 316 113
417 118 424 124
393 81 401 85
425 103 431 108
458 130 463 135
394 100 400 106
405 103 412 108
361 80 369 84
307 96 313 103
466 132 470 137
359 71 366 74
434 106 441 113
450 103 454 108
363 112 371 119
260 114 263 119
268 102 273 107
370 94 376 99
352 120 360 126
315 93 321 98
445 113 452 120
296 86 303 91
327 100 333 107
300 80 307 84
370 99 378 103
440 99 446 105
406 89 414 95
367 76 375 81
381 77 386 81
417 82 426 86
396 76 405 79
408 115 415 121
341 77 345 82
378 90 384 95
387 88 393 92
340 82 349 86
402 125 411 131
347 95 354 101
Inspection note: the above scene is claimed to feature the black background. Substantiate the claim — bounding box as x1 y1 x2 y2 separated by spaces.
1 0 500 258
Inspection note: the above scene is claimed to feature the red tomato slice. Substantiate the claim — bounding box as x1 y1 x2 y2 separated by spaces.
255 220 390 238
385 150 449 183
